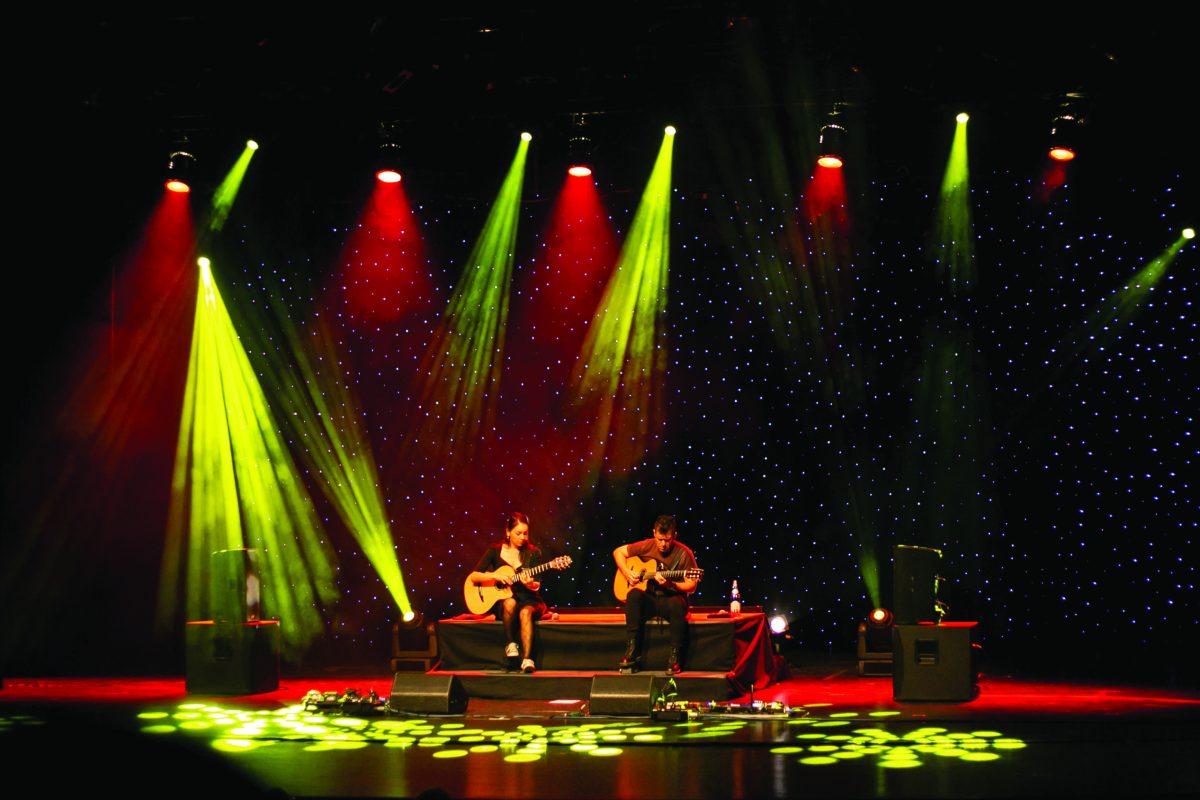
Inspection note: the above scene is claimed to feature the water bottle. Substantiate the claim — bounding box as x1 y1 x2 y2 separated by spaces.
729 580 741 616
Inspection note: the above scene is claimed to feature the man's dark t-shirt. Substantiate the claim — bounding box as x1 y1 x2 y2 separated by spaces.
625 539 698 597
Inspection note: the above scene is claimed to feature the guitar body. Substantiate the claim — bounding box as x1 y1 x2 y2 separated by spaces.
463 555 572 615
613 556 659 603
613 556 705 603
464 564 519 615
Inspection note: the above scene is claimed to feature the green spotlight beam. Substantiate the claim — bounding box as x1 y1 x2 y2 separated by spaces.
571 129 674 480
208 143 258 234
1054 233 1190 376
700 66 881 606
992 233 1191 467
1108 236 1187 318
412 136 529 453
262 303 414 616
160 260 337 655
932 116 974 291
903 320 991 577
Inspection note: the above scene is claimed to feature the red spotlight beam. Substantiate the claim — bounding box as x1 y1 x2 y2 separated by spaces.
333 178 432 326
512 173 618 364
804 164 849 234
1036 160 1070 204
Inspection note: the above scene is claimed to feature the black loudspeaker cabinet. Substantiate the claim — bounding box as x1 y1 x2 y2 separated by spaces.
185 620 279 695
893 622 978 702
589 675 657 715
893 545 941 624
389 673 467 714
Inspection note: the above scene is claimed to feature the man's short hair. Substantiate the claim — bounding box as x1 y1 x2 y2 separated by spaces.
653 514 677 535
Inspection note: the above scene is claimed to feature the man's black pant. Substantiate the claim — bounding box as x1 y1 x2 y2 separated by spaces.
625 588 688 649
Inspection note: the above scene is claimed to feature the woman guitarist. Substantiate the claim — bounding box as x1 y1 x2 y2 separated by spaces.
466 512 547 673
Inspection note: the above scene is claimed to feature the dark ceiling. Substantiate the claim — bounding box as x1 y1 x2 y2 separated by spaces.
11 6 1194 328
31 7 1194 187
5 4 1194 485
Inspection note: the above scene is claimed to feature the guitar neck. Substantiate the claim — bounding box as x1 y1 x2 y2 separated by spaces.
656 568 696 580
518 561 555 579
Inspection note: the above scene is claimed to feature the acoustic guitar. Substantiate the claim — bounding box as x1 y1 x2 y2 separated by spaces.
613 555 704 603
463 556 573 615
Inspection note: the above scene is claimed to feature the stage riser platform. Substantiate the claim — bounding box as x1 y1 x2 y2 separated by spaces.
438 618 732 672
435 610 783 694
428 670 731 701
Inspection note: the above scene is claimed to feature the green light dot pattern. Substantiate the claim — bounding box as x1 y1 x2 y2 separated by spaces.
126 702 1025 770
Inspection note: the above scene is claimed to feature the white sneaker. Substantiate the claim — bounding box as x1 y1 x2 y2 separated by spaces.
505 642 519 658
520 658 535 674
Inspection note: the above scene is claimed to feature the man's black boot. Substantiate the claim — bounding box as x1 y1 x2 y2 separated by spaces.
666 648 682 675
619 637 641 671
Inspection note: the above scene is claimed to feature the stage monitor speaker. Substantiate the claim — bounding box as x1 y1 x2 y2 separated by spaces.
210 548 262 624
893 622 978 702
185 620 279 695
389 673 467 714
589 675 656 716
893 545 941 624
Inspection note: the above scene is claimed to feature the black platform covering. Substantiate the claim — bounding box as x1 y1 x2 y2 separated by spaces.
426 670 731 701
435 609 783 693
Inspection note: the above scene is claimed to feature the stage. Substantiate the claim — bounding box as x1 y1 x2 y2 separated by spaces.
4 657 1199 799
5 10 1199 800
433 608 783 696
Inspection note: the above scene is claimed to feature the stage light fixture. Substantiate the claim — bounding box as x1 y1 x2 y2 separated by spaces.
165 148 196 192
857 608 895 676
1048 93 1087 163
196 256 211 270
374 120 404 183
664 125 677 136
768 614 795 658
393 612 436 671
817 105 847 169
567 112 597 178
521 131 533 142
956 112 970 124
1184 228 1196 240
1048 115 1081 160
246 139 259 151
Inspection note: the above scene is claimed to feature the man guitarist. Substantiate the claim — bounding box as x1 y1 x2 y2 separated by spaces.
612 515 699 674
466 512 546 673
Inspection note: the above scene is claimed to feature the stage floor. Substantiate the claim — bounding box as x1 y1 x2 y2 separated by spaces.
3 659 1199 799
